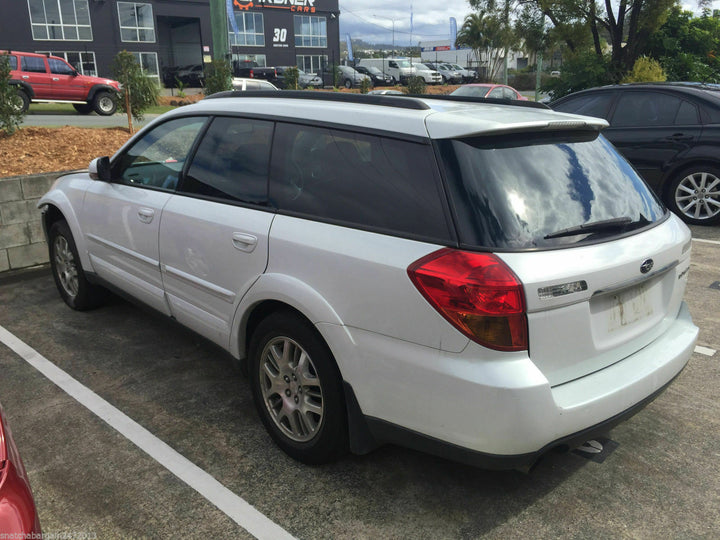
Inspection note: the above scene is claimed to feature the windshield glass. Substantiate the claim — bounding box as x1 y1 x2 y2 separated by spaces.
436 134 665 249
397 61 412 68
368 67 382 74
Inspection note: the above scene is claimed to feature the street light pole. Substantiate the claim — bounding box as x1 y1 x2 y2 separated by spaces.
374 15 398 58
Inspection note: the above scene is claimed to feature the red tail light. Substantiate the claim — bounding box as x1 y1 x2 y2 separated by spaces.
249 69 254 78
408 248 528 351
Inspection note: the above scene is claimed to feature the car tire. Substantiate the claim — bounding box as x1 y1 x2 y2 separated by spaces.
249 310 348 464
666 166 720 225
13 89 30 114
344 78 353 89
73 103 93 114
49 220 106 310
390 77 397 85
92 91 117 116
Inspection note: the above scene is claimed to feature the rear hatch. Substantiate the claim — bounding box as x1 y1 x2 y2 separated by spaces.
434 126 691 386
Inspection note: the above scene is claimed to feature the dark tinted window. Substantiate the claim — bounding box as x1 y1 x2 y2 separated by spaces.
7 55 17 70
270 124 451 241
675 100 699 124
183 117 273 204
21 55 46 73
48 58 74 75
114 117 206 190
553 93 614 119
438 133 665 249
611 91 682 127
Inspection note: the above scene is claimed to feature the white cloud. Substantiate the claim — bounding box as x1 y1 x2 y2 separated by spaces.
339 0 474 46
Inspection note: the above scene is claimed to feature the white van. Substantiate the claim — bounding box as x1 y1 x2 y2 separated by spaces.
357 58 416 85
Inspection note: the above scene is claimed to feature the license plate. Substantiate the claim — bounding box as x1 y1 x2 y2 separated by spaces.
607 283 654 333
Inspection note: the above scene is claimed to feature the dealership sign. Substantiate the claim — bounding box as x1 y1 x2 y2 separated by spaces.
234 0 317 12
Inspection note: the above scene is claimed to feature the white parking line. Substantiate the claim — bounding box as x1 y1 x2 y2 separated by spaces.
694 345 717 357
692 238 720 246
0 325 296 540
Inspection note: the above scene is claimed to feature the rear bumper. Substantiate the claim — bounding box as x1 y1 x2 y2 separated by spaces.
325 302 698 467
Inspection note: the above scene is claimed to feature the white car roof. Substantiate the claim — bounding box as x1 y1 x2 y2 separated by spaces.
163 94 609 140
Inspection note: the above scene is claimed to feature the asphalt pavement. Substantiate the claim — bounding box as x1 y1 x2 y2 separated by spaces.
21 111 161 128
0 225 717 538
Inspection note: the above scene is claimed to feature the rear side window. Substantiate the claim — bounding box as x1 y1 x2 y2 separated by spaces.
183 117 274 205
7 55 17 70
675 100 699 124
21 55 46 73
611 91 684 127
437 133 665 250
553 93 614 119
270 123 452 241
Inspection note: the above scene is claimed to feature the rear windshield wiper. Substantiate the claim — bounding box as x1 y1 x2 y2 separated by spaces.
544 216 633 239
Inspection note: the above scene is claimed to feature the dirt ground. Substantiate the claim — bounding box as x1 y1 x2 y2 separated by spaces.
0 88 457 178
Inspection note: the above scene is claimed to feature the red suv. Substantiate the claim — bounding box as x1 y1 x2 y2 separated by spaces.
4 51 120 116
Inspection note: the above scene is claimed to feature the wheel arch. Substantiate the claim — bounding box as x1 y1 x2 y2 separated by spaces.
9 80 34 99
86 84 119 103
38 193 93 272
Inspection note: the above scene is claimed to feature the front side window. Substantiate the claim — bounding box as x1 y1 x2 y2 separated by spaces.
48 57 74 75
294 15 327 47
113 117 206 191
271 124 452 241
117 2 155 43
28 0 93 41
229 12 264 46
553 92 614 119
437 133 665 249
183 117 274 205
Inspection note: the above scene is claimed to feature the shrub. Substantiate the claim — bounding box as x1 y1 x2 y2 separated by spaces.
359 76 371 94
542 52 616 100
283 66 300 90
621 57 666 83
203 59 232 96
404 76 426 95
0 52 24 136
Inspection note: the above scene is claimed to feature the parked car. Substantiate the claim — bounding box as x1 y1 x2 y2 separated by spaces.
232 60 278 83
39 91 697 470
367 89 403 95
354 65 393 87
3 50 119 115
0 401 41 535
322 65 371 89
550 82 720 225
448 63 476 83
274 66 322 89
425 62 462 84
356 58 415 85
451 83 528 101
175 64 204 86
231 78 279 91
412 63 443 85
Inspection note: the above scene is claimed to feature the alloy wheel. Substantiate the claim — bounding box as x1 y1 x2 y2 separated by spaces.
675 171 720 222
53 235 79 298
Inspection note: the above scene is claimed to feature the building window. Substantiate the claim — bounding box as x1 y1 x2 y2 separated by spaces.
232 53 267 67
294 15 327 48
37 51 97 76
296 55 327 75
118 2 155 43
28 0 93 41
131 51 160 83
228 12 264 46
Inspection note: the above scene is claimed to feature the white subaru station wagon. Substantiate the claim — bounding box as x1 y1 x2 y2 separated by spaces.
39 92 698 469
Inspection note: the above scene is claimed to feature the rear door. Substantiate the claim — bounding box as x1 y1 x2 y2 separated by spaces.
19 55 53 99
604 90 704 189
81 116 207 314
159 116 275 348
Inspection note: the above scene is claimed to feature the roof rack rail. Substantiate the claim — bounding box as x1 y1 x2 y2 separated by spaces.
204 90 431 110
407 94 550 110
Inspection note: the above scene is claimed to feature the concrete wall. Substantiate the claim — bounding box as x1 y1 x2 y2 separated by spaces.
0 172 64 273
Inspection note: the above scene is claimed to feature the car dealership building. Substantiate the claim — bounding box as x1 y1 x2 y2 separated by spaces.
0 0 340 85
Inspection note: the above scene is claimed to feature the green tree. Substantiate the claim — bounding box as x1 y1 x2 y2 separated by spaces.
621 56 666 82
111 50 159 133
203 59 232 95
456 10 517 81
0 52 24 136
542 50 613 99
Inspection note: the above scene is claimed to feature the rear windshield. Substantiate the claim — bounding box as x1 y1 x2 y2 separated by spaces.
437 133 666 249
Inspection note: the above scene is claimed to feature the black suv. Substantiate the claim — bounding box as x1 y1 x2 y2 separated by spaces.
551 83 720 225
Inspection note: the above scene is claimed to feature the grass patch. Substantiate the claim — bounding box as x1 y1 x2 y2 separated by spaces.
27 103 174 115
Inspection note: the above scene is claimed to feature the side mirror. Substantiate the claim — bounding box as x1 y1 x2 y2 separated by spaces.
89 156 111 181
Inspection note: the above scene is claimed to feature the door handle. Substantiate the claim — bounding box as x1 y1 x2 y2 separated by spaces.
664 133 693 142
22 75 29 79
52 77 59 81
232 232 258 253
137 208 155 224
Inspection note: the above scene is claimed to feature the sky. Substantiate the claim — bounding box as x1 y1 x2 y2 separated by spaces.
338 0 474 47
338 0 718 48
